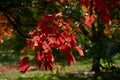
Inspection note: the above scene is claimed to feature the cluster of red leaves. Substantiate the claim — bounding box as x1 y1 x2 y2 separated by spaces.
19 13 84 73
80 0 119 23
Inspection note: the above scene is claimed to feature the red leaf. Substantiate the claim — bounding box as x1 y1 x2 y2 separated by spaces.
59 36 65 44
75 46 84 56
67 52 76 65
85 15 94 28
52 40 61 48
38 61 42 69
70 34 77 47
43 14 55 23
49 37 56 44
34 52 44 61
19 56 29 67
26 39 33 45
65 37 71 43
44 60 54 71
42 42 51 51
19 56 30 73
55 13 62 17
33 36 40 42
28 30 36 35
61 32 68 39
45 50 54 61
70 39 76 47
53 24 59 34
60 45 70 55
37 20 42 27
20 64 30 74
71 33 77 39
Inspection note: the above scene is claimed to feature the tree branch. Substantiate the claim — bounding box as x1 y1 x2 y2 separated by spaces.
2 11 31 38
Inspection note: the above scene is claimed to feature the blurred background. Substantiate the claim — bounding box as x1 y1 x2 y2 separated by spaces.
0 0 120 80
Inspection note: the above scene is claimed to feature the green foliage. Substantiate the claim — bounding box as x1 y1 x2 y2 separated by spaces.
0 31 27 63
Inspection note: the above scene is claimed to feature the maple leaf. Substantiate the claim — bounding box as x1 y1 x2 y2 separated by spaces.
37 61 42 69
26 39 33 45
75 46 84 56
33 36 40 41
49 37 56 44
58 36 65 44
55 13 62 17
60 45 70 55
61 31 69 39
53 24 59 34
42 42 51 52
45 50 54 61
67 51 76 65
19 56 30 73
20 65 30 74
19 56 29 67
28 30 36 35
85 15 94 28
70 34 77 47
44 60 55 71
34 52 44 61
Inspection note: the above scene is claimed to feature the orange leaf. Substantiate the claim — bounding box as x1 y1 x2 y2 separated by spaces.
85 15 94 28
75 46 84 56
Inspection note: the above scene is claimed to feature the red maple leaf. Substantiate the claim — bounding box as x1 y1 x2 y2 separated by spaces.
85 15 94 28
44 60 54 71
34 52 44 61
37 61 42 69
19 56 30 73
19 56 29 67
60 45 70 55
28 30 36 35
20 65 30 74
67 51 76 65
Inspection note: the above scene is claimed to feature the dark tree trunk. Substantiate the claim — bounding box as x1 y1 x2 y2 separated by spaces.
91 55 101 72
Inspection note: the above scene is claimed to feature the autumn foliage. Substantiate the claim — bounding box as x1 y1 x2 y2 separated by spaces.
20 13 84 73
0 12 12 42
17 0 119 73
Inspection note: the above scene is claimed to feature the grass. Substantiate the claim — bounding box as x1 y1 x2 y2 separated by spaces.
0 57 92 80
0 54 120 80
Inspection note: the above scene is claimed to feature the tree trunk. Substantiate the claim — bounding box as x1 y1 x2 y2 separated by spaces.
91 55 101 72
